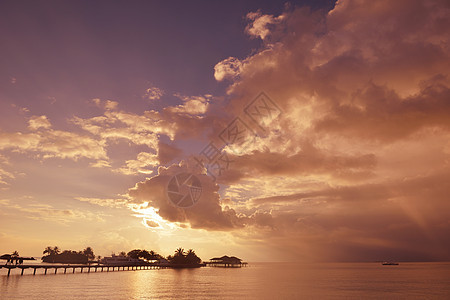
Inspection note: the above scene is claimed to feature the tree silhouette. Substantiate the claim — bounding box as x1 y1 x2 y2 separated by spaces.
83 247 95 261
140 250 150 260
43 246 54 256
168 248 201 265
126 249 162 261
127 249 141 259
175 248 185 257
186 249 201 264
41 246 93 264
148 250 162 260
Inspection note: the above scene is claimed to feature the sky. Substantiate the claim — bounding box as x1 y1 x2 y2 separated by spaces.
0 0 449 262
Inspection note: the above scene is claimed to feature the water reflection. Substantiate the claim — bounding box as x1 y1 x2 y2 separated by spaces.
1 263 450 299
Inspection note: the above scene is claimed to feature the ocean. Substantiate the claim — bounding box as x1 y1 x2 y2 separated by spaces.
1 262 449 299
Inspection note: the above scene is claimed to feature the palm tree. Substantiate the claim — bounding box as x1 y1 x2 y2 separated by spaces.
175 248 185 257
43 246 53 256
139 250 150 260
42 246 59 263
12 250 19 257
186 249 201 264
83 247 95 261
148 250 161 260
127 249 141 259
119 251 126 257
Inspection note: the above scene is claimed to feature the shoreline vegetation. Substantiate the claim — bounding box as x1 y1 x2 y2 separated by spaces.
42 246 94 264
3 247 211 268
2 247 248 270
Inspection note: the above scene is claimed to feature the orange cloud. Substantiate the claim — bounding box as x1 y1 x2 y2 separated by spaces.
169 0 450 261
28 115 51 130
0 119 107 161
128 161 247 230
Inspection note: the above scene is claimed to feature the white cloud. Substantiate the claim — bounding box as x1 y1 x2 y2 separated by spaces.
214 57 243 81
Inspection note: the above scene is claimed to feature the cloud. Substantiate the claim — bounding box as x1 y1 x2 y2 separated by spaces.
254 169 450 261
39 129 107 160
245 10 284 40
73 104 176 146
0 167 14 186
0 154 14 185
0 119 107 161
115 152 159 175
0 200 106 225
180 0 450 261
71 101 177 174
166 94 211 115
92 98 119 110
90 160 111 168
28 115 51 130
144 87 164 100
128 161 247 230
157 141 183 165
0 131 40 151
71 98 214 174
214 57 243 81
313 80 450 142
2 0 447 262
144 219 161 228
76 197 128 208
123 0 449 262
219 144 377 184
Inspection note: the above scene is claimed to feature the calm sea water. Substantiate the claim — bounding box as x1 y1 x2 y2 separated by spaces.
1 262 449 299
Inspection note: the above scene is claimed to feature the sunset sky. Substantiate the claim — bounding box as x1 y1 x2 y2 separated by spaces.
1 0 449 262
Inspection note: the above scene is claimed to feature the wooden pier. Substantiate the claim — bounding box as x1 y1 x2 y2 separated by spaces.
205 261 248 268
0 263 165 276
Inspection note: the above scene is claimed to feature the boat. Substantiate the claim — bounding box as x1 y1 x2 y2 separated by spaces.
382 262 399 265
100 255 146 266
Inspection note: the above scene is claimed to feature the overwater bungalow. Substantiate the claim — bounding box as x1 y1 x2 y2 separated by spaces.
207 255 247 267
